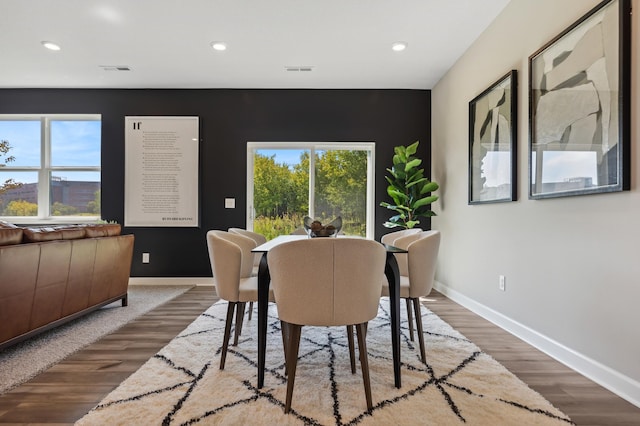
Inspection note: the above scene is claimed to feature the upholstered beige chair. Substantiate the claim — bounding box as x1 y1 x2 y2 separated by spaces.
228 228 268 320
381 230 441 363
268 238 386 413
380 228 422 342
380 228 422 246
228 228 267 270
206 230 274 369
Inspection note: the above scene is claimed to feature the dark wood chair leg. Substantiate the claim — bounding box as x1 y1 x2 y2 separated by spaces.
220 302 236 370
355 322 373 411
281 321 289 376
121 293 128 307
284 323 302 414
248 301 253 320
233 302 246 346
347 325 356 374
412 298 426 363
406 298 414 341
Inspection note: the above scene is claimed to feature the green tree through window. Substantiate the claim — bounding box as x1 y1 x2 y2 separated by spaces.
249 143 373 239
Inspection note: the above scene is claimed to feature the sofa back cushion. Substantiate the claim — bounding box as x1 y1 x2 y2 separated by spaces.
23 227 64 243
84 223 121 237
0 220 24 246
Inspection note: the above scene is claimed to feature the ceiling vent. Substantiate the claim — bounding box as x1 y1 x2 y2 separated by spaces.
285 66 314 72
100 65 132 71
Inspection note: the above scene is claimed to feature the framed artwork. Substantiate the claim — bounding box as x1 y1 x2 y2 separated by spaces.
529 0 631 199
125 116 200 227
469 70 517 204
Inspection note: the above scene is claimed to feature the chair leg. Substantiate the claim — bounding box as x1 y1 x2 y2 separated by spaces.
284 323 302 414
347 325 356 374
355 322 373 411
248 301 253 321
233 302 246 346
281 321 289 376
406 298 415 341
412 298 426 364
220 302 236 370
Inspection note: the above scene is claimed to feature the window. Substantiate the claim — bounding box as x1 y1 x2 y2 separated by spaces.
0 114 101 222
247 142 375 239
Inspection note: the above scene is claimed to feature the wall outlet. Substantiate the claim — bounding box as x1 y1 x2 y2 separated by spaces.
499 275 506 291
142 252 150 263
224 198 236 208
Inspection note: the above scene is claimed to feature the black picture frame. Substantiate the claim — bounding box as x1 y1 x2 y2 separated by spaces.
528 0 631 199
469 70 518 204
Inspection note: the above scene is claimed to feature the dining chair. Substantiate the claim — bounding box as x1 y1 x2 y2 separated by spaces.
228 228 268 320
380 228 422 341
289 227 307 235
228 228 267 268
268 237 386 413
381 230 441 364
206 230 273 369
380 228 422 246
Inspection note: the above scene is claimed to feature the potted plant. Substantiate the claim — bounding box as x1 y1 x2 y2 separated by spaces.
380 141 439 229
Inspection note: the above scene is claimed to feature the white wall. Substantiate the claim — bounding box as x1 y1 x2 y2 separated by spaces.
431 0 639 406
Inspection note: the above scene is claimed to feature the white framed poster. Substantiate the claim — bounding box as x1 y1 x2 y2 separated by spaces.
125 116 199 227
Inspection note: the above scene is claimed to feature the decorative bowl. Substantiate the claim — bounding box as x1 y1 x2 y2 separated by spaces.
303 216 342 238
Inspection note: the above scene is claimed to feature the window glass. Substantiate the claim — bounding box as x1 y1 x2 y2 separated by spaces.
0 171 38 216
248 143 374 239
0 120 40 166
50 171 101 216
51 120 101 166
0 115 101 221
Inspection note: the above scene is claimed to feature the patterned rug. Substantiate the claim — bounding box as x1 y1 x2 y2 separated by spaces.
76 299 574 425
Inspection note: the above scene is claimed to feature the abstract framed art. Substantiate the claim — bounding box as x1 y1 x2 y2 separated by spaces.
528 0 631 199
469 70 517 204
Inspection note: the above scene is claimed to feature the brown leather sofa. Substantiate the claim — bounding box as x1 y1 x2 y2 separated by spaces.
0 221 134 351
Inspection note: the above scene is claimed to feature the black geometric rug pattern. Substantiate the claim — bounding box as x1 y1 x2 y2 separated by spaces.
76 299 574 425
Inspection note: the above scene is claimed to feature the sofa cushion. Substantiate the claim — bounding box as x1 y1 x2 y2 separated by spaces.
0 220 23 246
22 227 63 243
54 225 87 240
84 223 121 237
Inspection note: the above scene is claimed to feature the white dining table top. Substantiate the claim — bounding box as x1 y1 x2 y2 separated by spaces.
251 234 406 253
251 234 308 252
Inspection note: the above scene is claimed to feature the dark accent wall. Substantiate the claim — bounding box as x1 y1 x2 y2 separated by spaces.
0 89 431 277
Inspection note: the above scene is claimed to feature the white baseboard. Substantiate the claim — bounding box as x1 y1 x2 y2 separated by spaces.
433 281 640 409
129 277 214 286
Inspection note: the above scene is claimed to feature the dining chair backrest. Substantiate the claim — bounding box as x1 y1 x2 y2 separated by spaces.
268 238 386 327
380 228 422 246
228 228 267 246
228 228 267 267
395 230 441 298
206 230 257 301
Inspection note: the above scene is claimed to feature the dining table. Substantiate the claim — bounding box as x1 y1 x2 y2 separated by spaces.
252 234 406 389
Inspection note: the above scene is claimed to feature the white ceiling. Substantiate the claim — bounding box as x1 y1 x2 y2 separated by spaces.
0 0 510 90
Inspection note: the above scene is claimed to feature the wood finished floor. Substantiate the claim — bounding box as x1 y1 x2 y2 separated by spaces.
0 286 638 425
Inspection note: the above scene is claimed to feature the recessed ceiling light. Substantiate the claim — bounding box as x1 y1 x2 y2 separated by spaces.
41 41 61 51
391 42 407 52
210 42 227 51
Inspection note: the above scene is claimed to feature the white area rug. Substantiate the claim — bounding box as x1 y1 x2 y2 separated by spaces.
0 285 192 394
76 299 573 425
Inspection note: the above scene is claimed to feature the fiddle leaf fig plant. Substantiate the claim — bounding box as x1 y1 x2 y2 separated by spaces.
380 141 439 229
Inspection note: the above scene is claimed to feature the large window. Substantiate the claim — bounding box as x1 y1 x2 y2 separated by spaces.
247 142 375 239
0 114 101 222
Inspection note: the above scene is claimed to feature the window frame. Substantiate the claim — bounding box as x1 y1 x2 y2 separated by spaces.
0 114 101 224
246 141 376 239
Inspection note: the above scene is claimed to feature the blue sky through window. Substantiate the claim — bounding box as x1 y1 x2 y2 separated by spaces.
257 149 305 167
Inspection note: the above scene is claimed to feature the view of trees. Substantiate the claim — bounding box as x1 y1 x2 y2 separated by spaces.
253 150 367 239
3 200 36 216
0 139 21 196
